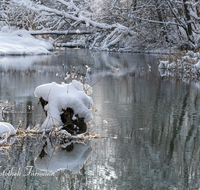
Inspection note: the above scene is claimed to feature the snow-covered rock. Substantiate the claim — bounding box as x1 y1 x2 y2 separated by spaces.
34 80 93 130
0 122 16 145
0 123 11 138
0 122 16 136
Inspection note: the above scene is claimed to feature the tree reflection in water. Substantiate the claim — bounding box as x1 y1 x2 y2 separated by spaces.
0 50 200 189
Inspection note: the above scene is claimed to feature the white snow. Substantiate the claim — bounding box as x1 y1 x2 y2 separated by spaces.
0 124 11 138
0 27 54 55
0 122 16 136
158 60 169 69
0 122 16 145
34 80 93 130
103 120 108 124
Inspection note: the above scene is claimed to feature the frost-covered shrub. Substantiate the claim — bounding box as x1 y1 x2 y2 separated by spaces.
158 50 200 80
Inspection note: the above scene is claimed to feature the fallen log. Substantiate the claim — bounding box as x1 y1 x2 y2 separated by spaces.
30 30 93 36
56 42 85 48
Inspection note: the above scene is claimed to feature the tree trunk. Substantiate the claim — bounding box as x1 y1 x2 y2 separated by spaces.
196 0 200 23
133 0 137 11
183 0 193 39
155 0 169 42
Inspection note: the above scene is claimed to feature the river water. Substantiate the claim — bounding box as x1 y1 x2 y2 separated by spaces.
0 49 200 189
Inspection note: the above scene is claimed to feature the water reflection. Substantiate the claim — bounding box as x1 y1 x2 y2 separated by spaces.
91 74 200 189
0 50 200 189
0 136 92 189
35 140 92 174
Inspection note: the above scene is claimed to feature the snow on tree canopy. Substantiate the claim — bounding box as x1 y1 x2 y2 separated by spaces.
34 80 93 130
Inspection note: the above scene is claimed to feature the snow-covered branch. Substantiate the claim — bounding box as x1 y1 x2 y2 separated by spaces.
2 0 200 51
57 0 80 13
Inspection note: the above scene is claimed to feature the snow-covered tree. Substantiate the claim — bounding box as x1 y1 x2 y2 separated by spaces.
0 0 38 30
2 0 200 51
94 0 200 50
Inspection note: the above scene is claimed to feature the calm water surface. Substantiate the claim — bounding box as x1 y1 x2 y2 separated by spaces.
0 49 200 189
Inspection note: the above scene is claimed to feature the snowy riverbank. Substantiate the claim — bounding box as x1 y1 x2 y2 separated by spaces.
0 28 54 55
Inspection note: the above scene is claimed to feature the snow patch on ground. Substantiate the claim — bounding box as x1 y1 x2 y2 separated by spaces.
0 27 54 55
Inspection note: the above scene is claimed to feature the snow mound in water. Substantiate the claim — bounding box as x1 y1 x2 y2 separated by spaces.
34 80 93 130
